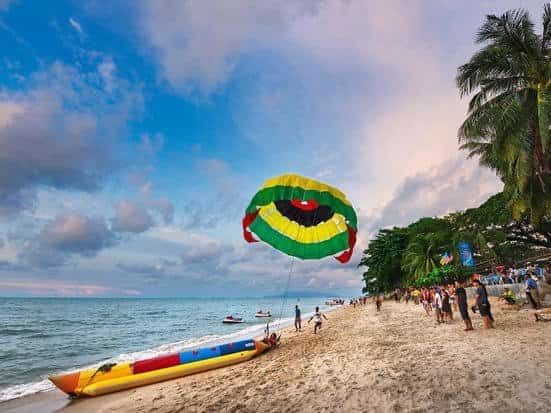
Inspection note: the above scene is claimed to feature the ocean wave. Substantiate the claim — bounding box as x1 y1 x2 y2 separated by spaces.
0 379 53 402
143 310 168 316
0 328 39 336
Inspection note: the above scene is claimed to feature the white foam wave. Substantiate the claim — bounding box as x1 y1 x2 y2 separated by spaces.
0 379 53 402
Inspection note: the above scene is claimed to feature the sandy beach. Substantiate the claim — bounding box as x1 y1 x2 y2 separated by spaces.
7 299 543 412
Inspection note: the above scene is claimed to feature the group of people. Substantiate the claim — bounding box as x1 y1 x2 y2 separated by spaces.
294 304 328 334
399 279 495 331
484 263 548 285
349 296 369 307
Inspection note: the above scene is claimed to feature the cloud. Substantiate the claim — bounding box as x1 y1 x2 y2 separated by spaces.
139 132 164 156
20 213 116 267
0 0 15 11
138 0 317 96
117 257 178 277
111 200 154 233
0 62 142 217
97 59 116 92
68 17 83 34
0 260 23 271
180 157 244 230
43 214 114 252
180 240 233 266
0 100 24 127
0 278 141 296
360 155 502 241
147 197 174 225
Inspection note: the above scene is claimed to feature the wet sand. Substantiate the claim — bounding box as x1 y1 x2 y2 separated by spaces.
4 299 550 412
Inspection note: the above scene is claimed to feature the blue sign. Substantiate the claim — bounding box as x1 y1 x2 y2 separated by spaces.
457 242 475 267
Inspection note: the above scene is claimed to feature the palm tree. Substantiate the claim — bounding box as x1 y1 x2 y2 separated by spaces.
401 234 440 280
456 5 551 226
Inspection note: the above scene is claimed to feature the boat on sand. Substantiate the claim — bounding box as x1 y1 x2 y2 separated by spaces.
49 339 269 397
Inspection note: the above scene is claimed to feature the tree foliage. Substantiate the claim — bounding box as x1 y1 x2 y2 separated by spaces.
360 192 551 293
456 4 551 226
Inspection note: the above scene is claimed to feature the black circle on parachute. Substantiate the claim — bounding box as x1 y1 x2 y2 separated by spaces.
274 200 334 227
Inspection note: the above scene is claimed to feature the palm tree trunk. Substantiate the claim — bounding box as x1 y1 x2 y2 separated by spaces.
535 127 547 192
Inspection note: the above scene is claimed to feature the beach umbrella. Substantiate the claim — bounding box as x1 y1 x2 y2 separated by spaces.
242 173 357 263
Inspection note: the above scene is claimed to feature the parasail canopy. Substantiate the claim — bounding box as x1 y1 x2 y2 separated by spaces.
242 174 357 263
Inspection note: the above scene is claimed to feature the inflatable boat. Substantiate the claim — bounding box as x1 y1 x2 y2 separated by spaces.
49 339 269 397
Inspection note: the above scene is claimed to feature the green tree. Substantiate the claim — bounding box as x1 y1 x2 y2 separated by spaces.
359 227 409 294
456 5 551 226
401 234 440 280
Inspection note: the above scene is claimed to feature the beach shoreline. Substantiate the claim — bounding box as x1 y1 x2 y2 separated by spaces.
3 300 550 412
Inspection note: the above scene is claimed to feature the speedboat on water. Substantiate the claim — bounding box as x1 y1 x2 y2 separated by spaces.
222 315 244 324
255 310 271 318
325 298 344 306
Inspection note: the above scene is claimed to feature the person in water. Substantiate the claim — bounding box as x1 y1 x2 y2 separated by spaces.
308 306 328 334
295 304 302 332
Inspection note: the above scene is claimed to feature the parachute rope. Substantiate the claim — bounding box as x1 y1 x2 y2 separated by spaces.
275 256 295 330
273 188 318 334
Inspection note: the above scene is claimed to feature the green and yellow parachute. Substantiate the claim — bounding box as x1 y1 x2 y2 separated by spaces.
242 174 357 263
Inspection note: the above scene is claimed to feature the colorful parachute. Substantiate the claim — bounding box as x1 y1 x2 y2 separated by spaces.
242 174 357 263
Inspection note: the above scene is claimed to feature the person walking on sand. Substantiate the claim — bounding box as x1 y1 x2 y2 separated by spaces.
472 279 494 329
375 294 382 312
308 306 328 334
294 304 302 332
525 275 541 309
455 280 473 331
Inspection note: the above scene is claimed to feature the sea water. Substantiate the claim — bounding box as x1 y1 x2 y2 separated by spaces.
0 296 335 402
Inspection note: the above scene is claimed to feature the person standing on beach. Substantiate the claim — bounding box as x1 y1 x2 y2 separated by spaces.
295 304 302 332
441 289 452 322
375 294 382 312
525 276 541 309
449 284 457 313
308 306 328 334
455 280 473 331
421 288 431 316
433 287 443 324
472 279 494 329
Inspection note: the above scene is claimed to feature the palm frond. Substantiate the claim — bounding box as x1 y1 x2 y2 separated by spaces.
476 9 539 58
542 3 551 49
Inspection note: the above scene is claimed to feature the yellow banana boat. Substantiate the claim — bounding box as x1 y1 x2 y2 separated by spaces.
50 339 269 397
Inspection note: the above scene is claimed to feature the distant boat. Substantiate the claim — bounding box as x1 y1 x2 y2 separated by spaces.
222 315 244 324
255 311 271 318
325 298 344 306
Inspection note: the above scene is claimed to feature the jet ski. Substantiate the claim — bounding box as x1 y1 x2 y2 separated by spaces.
255 311 272 318
222 315 244 324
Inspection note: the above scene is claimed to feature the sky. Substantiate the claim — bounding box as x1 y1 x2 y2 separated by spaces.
0 0 543 297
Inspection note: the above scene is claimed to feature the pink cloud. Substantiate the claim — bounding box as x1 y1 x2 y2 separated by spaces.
0 279 141 296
